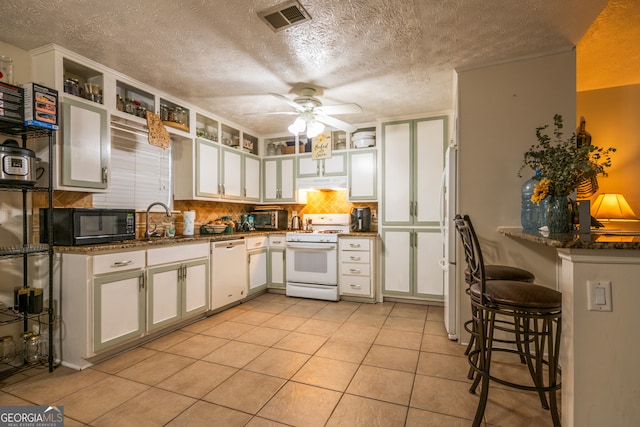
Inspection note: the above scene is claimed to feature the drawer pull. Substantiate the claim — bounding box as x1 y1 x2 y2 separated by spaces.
349 268 361 274
349 256 361 261
350 284 362 289
272 240 281 244
349 243 361 248
112 260 132 267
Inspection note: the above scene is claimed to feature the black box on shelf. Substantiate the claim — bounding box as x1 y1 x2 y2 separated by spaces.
22 83 59 130
0 82 24 125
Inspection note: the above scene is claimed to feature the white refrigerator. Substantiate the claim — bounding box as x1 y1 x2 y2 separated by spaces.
440 141 458 340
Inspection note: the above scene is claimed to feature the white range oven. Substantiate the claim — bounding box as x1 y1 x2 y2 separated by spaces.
285 214 350 301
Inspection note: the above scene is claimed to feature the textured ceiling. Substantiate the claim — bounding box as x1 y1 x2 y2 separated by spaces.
0 0 614 135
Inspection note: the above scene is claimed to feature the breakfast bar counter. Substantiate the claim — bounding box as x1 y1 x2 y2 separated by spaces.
499 227 640 427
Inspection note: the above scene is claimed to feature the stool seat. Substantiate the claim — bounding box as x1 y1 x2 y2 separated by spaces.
469 280 561 309
465 265 535 283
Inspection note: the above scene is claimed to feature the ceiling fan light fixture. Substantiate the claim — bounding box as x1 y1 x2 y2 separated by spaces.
307 120 325 138
288 116 306 135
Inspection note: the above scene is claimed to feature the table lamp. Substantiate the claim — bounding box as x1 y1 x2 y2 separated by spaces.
591 193 639 222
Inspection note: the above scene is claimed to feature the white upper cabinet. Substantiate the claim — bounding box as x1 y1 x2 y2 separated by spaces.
348 148 377 201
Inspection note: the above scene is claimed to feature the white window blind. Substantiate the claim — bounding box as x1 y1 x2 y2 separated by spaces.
93 125 171 210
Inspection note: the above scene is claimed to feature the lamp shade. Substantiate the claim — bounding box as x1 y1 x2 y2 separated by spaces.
590 193 639 221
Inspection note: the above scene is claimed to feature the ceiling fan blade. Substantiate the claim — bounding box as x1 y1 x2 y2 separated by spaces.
269 93 305 112
315 114 358 134
244 111 298 116
315 103 362 115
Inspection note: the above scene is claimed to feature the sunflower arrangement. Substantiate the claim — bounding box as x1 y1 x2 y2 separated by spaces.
518 114 616 203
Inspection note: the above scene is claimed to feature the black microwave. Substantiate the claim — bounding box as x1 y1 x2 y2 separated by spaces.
250 209 289 230
40 208 136 246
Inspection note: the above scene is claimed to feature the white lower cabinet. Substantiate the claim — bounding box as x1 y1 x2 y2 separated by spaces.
147 243 210 331
93 268 145 353
339 237 376 299
58 243 209 370
247 236 268 294
381 229 443 298
268 235 286 289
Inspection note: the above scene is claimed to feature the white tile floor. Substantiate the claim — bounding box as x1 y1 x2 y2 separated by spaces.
0 293 560 426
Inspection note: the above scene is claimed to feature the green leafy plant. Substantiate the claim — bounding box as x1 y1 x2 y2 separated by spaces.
518 114 616 199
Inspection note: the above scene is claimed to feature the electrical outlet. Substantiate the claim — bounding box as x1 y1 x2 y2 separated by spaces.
587 280 612 311
371 209 377 220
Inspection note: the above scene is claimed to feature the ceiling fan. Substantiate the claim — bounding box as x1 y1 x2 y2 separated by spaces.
254 87 362 137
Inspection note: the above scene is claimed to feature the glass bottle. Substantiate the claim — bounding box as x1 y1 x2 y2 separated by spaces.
25 334 41 363
521 172 539 231
0 335 15 363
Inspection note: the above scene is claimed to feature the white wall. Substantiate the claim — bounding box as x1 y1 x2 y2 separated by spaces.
456 49 576 327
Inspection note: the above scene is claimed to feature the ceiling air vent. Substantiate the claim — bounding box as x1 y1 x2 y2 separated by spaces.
258 1 312 32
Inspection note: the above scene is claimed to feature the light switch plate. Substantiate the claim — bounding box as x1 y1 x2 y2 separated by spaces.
587 280 612 311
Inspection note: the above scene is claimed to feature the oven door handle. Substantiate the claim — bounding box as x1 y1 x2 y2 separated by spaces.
286 243 336 251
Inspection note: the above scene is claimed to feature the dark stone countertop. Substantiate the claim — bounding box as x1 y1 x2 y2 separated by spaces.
53 230 380 253
498 227 640 250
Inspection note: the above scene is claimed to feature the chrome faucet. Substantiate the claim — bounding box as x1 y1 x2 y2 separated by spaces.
146 202 172 238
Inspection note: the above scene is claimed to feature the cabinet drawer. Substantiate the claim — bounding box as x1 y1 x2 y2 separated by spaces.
339 251 370 264
93 250 146 275
339 238 370 251
268 235 286 248
246 236 267 250
340 275 371 296
147 242 209 266
340 262 370 277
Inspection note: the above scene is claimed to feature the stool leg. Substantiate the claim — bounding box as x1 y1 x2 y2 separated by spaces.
471 307 494 427
522 316 551 410
548 317 562 427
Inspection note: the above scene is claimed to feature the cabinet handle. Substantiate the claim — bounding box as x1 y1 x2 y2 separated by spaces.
349 243 361 248
222 184 226 195
244 188 247 197
349 256 361 261
350 284 362 289
102 167 108 184
272 240 281 244
112 260 132 267
139 274 145 290
317 163 320 175
414 202 418 217
349 268 361 274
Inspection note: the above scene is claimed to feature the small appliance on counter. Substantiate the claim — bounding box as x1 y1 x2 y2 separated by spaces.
0 139 39 186
291 212 301 230
350 207 371 232
250 209 288 230
39 208 136 245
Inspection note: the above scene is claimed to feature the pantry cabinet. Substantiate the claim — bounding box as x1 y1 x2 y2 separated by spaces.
61 98 109 189
381 117 447 225
263 157 296 202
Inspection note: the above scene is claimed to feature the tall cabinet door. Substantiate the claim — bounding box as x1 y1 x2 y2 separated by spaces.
382 121 412 224
381 229 412 295
93 270 145 352
415 230 444 297
62 98 108 189
414 118 446 224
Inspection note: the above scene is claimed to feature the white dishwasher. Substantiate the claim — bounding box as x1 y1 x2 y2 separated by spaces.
210 239 247 311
